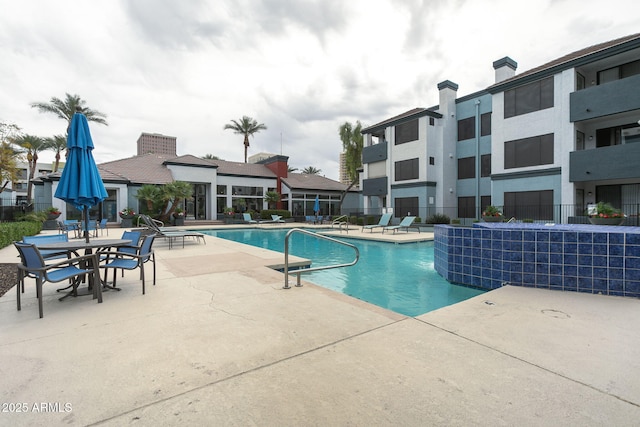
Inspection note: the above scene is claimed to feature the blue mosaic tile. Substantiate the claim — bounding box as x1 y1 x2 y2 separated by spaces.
578 243 593 255
523 261 535 273
549 253 563 264
536 241 550 252
549 277 563 289
593 278 608 292
609 279 623 293
609 267 623 280
549 264 563 275
563 254 577 265
609 233 624 245
610 244 624 256
578 277 593 292
521 274 534 286
511 272 522 284
564 232 577 243
593 233 607 244
536 252 549 264
592 244 608 255
549 242 563 253
625 234 640 245
563 265 577 277
593 267 608 279
578 266 593 277
535 274 549 287
578 232 593 243
536 231 549 242
550 231 563 242
524 230 536 242
626 268 640 281
625 258 640 270
563 276 577 290
563 243 577 254
625 280 640 296
626 245 640 257
578 255 593 266
592 255 607 267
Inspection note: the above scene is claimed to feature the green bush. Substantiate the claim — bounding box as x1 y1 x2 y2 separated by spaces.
365 216 376 225
451 218 461 224
523 218 534 223
415 217 422 223
0 221 43 249
426 213 451 224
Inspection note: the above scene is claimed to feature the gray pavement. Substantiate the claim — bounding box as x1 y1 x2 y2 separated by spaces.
1 225 639 426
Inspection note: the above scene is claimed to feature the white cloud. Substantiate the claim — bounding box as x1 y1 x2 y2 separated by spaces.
1 0 638 180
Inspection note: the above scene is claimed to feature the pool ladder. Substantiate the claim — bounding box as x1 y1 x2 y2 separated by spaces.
331 215 350 233
283 228 360 289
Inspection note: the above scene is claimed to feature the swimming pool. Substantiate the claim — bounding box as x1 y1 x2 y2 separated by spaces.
202 228 485 316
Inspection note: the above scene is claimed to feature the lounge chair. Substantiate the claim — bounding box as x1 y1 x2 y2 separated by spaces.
362 213 392 233
243 213 258 223
139 214 206 249
382 216 420 234
271 214 285 223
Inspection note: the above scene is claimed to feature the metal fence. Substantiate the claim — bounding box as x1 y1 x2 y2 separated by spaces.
341 204 640 226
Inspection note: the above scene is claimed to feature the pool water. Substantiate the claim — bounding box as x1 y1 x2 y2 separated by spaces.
203 228 485 316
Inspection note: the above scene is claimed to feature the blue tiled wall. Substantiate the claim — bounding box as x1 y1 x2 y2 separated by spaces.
434 223 640 298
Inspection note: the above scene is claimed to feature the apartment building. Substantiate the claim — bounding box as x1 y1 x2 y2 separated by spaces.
361 33 640 224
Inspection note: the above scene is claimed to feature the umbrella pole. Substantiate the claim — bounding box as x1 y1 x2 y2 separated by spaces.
84 207 90 243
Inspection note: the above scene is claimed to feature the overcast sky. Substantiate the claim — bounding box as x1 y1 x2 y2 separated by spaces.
1 0 638 180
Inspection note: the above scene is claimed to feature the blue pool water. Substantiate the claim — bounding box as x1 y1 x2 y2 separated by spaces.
202 228 485 316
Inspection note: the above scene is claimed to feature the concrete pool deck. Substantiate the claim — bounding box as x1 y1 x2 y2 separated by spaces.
1 224 639 425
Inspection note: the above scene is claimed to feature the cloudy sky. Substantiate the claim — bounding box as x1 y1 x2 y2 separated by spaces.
1 0 638 180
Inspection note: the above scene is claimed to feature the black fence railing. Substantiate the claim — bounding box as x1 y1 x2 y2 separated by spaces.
340 204 640 226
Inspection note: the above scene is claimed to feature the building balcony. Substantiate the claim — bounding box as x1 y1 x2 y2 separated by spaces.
570 74 640 122
362 141 388 164
569 142 640 182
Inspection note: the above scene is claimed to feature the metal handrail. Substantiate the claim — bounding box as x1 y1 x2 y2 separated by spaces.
283 228 359 289
331 215 350 233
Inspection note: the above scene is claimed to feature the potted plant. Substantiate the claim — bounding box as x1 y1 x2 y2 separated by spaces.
587 202 625 226
45 207 61 220
173 207 185 226
482 205 503 222
223 207 235 224
119 207 136 219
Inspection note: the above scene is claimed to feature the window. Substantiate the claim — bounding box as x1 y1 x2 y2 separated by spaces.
576 131 585 151
596 123 640 147
395 119 418 144
504 190 553 220
481 154 491 177
394 197 418 217
457 157 475 179
457 117 475 141
480 112 491 136
429 117 435 126
394 158 419 181
458 196 475 218
504 76 554 118
216 185 226 195
231 186 263 196
504 133 554 169
429 156 435 165
597 59 640 84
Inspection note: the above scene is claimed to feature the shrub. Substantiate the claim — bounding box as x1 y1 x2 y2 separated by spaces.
523 218 534 223
451 218 461 224
0 221 42 249
349 216 358 224
415 217 422 223
260 209 291 220
426 213 451 224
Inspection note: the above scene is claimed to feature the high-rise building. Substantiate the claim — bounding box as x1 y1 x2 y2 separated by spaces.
137 133 177 156
339 152 351 185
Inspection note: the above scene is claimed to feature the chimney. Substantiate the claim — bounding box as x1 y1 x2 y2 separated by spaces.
493 56 517 83
437 80 458 118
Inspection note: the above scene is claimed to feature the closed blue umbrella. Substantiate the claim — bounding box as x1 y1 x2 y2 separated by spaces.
314 195 320 215
55 111 108 242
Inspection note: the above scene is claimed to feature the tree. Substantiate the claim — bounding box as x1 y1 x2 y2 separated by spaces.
287 166 298 173
135 185 162 214
223 116 267 163
338 121 364 210
202 154 221 160
44 134 67 172
13 134 48 203
0 122 23 194
30 93 108 132
302 166 322 175
264 190 281 209
135 181 193 223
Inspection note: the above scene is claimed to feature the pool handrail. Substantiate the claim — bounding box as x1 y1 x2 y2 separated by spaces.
283 228 359 289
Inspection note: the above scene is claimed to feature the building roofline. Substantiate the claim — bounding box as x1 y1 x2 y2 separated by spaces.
362 108 443 134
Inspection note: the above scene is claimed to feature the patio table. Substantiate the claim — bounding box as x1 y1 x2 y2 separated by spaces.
36 239 132 299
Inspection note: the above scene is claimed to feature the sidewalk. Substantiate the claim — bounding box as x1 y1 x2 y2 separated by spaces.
1 228 639 426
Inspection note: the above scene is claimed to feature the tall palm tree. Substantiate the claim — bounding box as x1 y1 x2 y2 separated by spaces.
202 154 221 160
44 134 68 172
13 134 48 203
30 93 108 132
0 121 22 194
302 166 322 175
223 116 267 163
338 121 364 210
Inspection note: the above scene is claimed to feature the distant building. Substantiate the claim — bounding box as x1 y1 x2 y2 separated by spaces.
248 152 279 164
339 152 351 185
137 133 177 156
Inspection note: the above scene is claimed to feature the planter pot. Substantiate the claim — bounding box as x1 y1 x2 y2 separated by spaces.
482 216 503 223
588 217 625 226
47 213 61 220
120 218 134 228
120 215 135 220
174 216 185 226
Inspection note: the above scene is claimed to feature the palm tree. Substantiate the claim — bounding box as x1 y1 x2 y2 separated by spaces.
0 121 22 194
264 190 281 210
338 121 364 210
13 134 48 203
44 135 68 172
223 116 267 163
160 181 193 221
302 166 322 175
288 166 298 173
30 93 108 132
202 154 221 160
